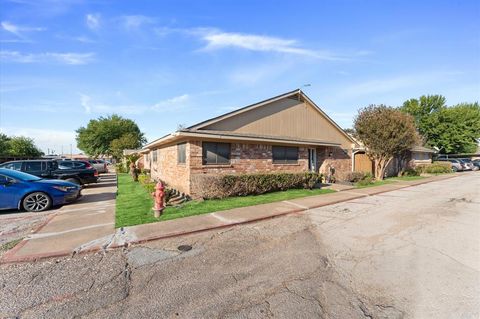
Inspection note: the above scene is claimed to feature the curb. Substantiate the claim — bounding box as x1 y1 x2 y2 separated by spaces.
0 173 462 264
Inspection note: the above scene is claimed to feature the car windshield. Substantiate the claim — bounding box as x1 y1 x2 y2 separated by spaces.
0 169 41 182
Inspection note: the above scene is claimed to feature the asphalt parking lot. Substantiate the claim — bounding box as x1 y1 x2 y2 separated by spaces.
0 173 478 318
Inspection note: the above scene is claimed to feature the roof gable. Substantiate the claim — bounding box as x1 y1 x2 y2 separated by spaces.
189 90 356 148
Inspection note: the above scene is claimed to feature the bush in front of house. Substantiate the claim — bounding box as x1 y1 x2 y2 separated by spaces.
354 172 374 186
138 173 175 203
400 168 420 177
416 161 452 174
195 172 322 199
345 171 367 183
115 163 128 173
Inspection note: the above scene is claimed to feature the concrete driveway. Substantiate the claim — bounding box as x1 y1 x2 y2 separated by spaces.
0 173 116 259
0 173 478 318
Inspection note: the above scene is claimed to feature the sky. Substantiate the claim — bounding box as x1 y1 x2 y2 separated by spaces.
0 0 479 155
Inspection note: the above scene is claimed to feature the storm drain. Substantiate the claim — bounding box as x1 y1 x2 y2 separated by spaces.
177 245 192 252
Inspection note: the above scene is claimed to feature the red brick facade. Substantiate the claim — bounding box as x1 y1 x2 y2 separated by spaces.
147 140 353 198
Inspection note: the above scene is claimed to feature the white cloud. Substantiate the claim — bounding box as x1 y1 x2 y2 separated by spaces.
79 93 190 115
196 29 347 60
0 51 95 65
151 94 189 111
1 21 45 41
155 27 360 60
80 94 92 113
0 127 79 154
120 15 155 30
86 13 101 30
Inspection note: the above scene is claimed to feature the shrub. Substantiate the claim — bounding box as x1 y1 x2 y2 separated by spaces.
416 161 452 174
400 168 419 177
115 163 128 173
345 171 367 183
356 174 374 186
137 173 176 203
193 172 322 199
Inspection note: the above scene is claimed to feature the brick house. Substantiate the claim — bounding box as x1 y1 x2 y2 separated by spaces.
141 89 358 198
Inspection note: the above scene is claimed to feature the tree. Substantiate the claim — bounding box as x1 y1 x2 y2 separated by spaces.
110 133 143 160
6 136 43 157
0 134 10 156
354 105 418 180
76 114 146 159
401 95 480 154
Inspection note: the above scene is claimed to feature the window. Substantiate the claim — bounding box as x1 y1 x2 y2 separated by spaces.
202 142 230 165
177 143 186 164
152 150 158 162
25 161 43 172
272 146 298 164
1 162 22 171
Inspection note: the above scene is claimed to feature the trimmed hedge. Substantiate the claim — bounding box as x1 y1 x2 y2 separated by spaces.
194 172 322 199
415 161 452 174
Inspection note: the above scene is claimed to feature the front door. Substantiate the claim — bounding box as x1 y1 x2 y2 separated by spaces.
308 148 317 172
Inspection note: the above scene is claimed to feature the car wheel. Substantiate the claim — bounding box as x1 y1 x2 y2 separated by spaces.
23 192 52 212
66 178 81 185
452 166 458 172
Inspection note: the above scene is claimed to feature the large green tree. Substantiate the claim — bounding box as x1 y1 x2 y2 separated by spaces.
0 135 43 157
354 105 419 180
0 134 10 156
401 95 480 154
76 114 146 159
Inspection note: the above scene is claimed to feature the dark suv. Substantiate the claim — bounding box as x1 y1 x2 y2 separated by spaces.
0 160 98 185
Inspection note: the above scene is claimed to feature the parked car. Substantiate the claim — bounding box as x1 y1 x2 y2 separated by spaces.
87 159 108 173
56 159 93 170
0 160 98 185
458 158 478 171
436 158 463 172
473 159 480 170
0 168 81 212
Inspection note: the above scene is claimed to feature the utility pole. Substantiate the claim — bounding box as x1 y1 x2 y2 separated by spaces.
70 144 73 159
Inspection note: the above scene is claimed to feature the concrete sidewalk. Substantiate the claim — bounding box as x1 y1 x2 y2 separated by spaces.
1 174 117 263
1 173 458 263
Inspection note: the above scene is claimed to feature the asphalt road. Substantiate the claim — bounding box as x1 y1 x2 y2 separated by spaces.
0 173 478 318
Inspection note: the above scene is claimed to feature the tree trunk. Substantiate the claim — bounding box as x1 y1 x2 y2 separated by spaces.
375 157 393 180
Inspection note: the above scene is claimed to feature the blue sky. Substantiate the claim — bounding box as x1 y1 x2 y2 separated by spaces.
1 0 479 154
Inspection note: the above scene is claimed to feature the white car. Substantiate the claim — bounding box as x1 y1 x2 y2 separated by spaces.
87 159 108 173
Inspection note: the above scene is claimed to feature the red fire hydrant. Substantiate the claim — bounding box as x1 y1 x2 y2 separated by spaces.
152 181 165 218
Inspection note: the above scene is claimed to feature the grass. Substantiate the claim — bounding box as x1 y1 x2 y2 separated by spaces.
0 238 22 252
115 173 335 228
354 179 394 189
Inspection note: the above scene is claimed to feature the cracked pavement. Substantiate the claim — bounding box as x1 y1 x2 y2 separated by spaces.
0 173 479 318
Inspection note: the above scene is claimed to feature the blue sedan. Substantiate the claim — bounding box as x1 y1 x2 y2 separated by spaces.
0 168 81 212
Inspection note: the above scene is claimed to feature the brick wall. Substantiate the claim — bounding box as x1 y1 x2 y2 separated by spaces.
317 146 352 181
148 140 352 197
189 141 312 198
149 143 190 195
189 141 309 175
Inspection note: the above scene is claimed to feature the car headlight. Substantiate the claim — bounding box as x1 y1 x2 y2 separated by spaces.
52 185 78 192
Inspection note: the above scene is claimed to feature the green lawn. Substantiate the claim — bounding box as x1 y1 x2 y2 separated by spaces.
116 173 335 228
354 179 394 188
